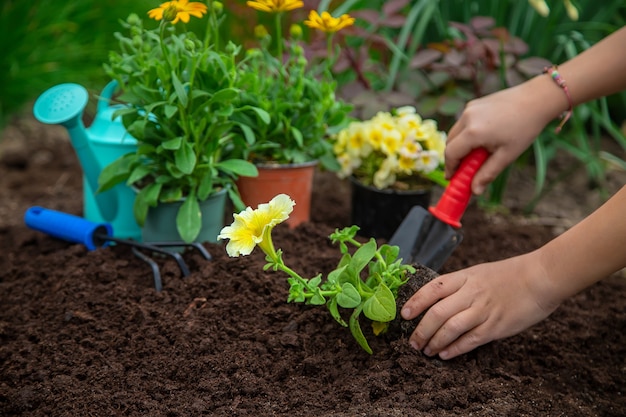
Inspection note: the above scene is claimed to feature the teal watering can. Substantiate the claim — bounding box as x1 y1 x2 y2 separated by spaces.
33 81 141 240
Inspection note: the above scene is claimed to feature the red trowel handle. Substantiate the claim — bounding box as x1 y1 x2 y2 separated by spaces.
429 147 489 228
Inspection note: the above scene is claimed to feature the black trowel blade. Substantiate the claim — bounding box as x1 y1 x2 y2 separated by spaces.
388 205 463 271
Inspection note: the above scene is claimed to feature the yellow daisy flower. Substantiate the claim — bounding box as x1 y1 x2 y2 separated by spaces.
246 0 304 13
304 10 355 33
148 0 208 24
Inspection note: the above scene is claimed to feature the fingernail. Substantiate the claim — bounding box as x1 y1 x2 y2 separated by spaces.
439 350 450 360
409 340 419 350
474 184 485 195
423 347 432 356
401 307 411 319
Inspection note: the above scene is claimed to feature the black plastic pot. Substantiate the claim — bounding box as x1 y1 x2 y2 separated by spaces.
350 177 431 240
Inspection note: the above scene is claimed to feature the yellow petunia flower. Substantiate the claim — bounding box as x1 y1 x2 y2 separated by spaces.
218 194 294 259
304 10 355 33
148 0 208 24
246 0 304 13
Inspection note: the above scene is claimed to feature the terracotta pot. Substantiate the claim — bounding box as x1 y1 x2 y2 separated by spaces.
236 161 317 228
350 177 431 240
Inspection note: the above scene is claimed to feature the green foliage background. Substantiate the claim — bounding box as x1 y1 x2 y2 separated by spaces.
3 0 626 207
0 0 155 128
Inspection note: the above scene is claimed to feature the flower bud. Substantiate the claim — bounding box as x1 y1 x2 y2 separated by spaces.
211 1 224 14
184 39 195 51
293 45 304 56
126 13 141 27
162 5 178 22
254 25 269 39
246 48 262 58
290 24 302 40
132 35 143 48
225 41 238 54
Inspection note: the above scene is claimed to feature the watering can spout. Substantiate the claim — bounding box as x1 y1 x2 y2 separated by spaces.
33 83 118 222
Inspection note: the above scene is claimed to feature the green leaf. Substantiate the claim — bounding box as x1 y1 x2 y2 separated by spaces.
162 137 182 150
197 171 214 201
349 239 377 274
336 282 361 309
290 126 304 148
176 196 201 243
133 183 162 227
209 88 238 104
422 169 449 187
244 105 271 125
349 306 372 354
126 164 152 186
309 290 326 305
164 105 178 119
174 142 196 175
327 297 347 327
97 153 136 192
216 159 258 177
362 283 396 323
159 187 183 203
236 122 256 145
171 71 188 107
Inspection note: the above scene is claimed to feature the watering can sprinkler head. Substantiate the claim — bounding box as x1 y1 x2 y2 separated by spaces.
33 83 89 128
34 83 119 222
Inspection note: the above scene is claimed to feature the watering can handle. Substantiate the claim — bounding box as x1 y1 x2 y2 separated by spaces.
96 80 119 114
24 206 113 251
428 147 489 228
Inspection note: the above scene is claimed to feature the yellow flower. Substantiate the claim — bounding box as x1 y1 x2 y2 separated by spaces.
246 0 304 13
373 157 397 189
148 0 208 24
304 10 355 33
254 24 269 39
563 0 579 21
527 0 578 20
415 150 440 174
528 0 550 17
218 194 295 258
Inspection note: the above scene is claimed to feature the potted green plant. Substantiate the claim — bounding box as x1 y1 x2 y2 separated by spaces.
227 2 355 227
332 105 449 239
97 1 259 244
217 193 417 354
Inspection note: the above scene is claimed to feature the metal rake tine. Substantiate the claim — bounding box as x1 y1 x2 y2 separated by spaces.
132 246 163 292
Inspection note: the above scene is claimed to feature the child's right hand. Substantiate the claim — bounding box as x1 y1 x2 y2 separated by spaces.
444 76 562 195
400 251 562 359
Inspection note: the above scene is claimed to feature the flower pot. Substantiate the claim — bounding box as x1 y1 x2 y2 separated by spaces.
142 188 228 247
350 177 432 240
236 161 318 228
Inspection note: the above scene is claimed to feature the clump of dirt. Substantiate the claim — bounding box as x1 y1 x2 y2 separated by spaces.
0 115 625 416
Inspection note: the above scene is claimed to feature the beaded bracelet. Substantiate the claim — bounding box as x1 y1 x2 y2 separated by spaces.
543 65 573 133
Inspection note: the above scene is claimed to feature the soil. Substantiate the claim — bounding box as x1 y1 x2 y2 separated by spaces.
1 114 625 416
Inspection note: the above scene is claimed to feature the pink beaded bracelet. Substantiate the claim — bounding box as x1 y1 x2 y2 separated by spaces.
543 65 573 133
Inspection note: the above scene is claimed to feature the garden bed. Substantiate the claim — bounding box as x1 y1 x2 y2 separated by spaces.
1 116 625 416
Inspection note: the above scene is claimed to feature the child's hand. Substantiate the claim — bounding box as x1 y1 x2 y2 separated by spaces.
444 77 560 195
400 252 560 359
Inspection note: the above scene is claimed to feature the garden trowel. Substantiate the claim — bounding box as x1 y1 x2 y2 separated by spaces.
389 147 489 271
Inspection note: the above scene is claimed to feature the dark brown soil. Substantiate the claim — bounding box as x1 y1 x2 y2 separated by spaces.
1 115 625 416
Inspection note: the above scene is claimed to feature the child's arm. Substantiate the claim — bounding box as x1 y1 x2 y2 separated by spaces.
401 186 626 360
444 26 626 194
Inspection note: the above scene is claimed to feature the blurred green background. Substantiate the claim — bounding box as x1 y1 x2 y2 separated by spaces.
2 0 625 207
3 0 624 126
